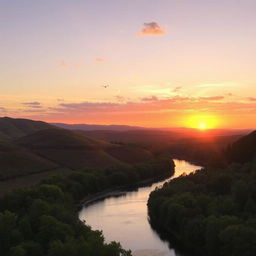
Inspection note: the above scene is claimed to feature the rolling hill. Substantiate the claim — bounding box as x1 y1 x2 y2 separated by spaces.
52 122 145 131
0 117 51 141
0 117 155 194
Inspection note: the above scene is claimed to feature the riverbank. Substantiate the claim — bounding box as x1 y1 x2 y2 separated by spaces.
78 172 172 209
79 160 201 256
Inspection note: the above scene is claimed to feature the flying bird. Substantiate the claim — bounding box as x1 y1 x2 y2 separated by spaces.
102 85 109 88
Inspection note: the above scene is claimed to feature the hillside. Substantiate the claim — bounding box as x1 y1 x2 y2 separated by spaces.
17 128 110 150
52 122 145 131
0 117 51 141
16 128 125 170
148 130 256 256
226 130 256 163
0 141 59 179
0 118 155 194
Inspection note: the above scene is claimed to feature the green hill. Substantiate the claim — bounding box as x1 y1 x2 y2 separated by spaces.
17 128 110 150
16 128 124 170
0 141 58 179
0 118 155 194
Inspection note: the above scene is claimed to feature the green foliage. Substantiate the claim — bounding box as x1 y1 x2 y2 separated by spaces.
148 160 256 255
0 156 173 255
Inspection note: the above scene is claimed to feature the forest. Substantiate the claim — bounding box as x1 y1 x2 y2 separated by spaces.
148 131 256 256
0 157 173 256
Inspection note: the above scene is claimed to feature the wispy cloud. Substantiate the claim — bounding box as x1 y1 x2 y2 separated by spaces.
22 102 42 108
114 95 128 102
172 86 182 93
23 109 45 113
198 96 225 101
7 95 256 128
50 95 227 115
95 58 104 62
139 22 166 36
0 107 6 112
141 96 159 102
59 102 119 111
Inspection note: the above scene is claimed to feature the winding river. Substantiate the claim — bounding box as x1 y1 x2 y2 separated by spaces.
79 160 202 256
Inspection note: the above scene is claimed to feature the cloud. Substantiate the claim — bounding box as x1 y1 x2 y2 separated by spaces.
13 95 256 127
198 96 225 101
22 102 42 108
23 109 45 113
0 107 6 112
52 95 225 115
248 97 256 101
114 95 128 102
141 96 159 102
95 58 104 62
172 86 182 93
59 102 119 111
141 95 224 103
139 22 166 36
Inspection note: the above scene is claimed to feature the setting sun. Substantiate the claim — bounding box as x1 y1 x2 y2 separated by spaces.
198 122 207 130
185 114 220 130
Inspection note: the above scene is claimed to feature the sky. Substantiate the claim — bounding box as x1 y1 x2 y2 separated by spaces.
0 0 256 128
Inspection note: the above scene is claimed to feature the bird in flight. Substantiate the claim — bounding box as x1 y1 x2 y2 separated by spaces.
102 85 109 88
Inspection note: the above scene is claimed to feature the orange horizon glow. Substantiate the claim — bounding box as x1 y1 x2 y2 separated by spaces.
184 114 220 130
1 1 256 130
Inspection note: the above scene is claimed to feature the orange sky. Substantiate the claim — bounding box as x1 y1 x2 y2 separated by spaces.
1 1 256 129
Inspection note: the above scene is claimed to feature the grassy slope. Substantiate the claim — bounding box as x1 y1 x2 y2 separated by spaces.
0 117 51 141
0 118 156 194
0 141 58 179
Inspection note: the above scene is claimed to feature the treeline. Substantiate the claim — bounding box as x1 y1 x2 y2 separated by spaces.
0 157 174 256
225 131 256 164
148 159 256 256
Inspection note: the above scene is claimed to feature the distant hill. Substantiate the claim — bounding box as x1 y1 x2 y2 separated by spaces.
17 128 110 150
52 122 145 131
0 118 155 194
0 117 51 141
16 128 125 170
0 117 251 194
226 130 256 163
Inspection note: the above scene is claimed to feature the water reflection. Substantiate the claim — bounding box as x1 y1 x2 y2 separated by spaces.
79 160 201 256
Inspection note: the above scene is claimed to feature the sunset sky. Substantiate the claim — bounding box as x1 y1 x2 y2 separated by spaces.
1 0 256 128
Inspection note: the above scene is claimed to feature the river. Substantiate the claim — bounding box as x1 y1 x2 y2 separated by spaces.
79 159 202 256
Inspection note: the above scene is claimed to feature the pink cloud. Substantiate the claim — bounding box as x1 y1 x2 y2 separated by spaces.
95 58 104 62
198 96 225 101
141 96 159 102
139 22 166 36
6 95 256 128
22 102 42 108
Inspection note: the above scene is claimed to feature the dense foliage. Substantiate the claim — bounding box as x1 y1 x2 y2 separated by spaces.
226 131 256 164
148 159 256 256
0 157 173 256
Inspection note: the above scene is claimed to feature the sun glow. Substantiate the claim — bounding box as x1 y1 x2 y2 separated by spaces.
198 122 207 130
185 114 220 130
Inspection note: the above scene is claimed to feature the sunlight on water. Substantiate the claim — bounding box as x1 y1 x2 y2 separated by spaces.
79 160 201 256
